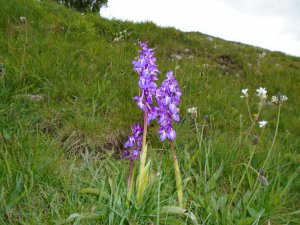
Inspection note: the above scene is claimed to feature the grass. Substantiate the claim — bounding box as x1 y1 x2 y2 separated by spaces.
0 0 299 224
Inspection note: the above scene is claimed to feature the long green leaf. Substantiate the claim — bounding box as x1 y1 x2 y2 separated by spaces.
205 163 223 193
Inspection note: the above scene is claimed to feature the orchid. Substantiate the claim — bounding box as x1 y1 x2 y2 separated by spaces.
155 71 183 207
156 71 182 141
123 124 143 160
125 42 183 207
129 41 161 204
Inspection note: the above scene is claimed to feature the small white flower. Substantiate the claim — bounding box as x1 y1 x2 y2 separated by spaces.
187 107 197 114
282 95 288 101
241 88 249 98
20 16 27 23
203 63 209 69
271 94 288 104
187 107 197 117
256 87 267 101
258 120 268 128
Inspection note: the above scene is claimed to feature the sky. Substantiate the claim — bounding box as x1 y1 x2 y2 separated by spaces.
101 0 300 57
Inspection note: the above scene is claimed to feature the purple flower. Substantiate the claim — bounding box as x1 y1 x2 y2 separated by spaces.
156 71 182 141
132 42 159 123
123 124 143 161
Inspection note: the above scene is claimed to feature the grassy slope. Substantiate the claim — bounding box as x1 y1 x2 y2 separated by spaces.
0 0 299 224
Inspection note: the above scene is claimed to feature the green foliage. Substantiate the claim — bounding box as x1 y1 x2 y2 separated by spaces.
0 0 300 224
56 0 108 13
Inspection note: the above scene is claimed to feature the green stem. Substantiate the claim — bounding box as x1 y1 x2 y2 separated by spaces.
234 163 261 176
229 145 256 207
188 118 204 169
246 104 262 137
170 140 183 208
156 164 161 225
262 104 281 169
140 107 148 170
246 97 253 123
241 106 281 214
136 107 149 204
126 167 134 206
127 160 134 187
240 112 281 214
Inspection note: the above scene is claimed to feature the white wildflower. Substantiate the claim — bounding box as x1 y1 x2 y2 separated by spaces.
281 95 288 101
241 88 249 98
187 107 197 114
20 16 27 23
187 107 197 117
258 120 268 128
256 87 267 101
271 94 288 104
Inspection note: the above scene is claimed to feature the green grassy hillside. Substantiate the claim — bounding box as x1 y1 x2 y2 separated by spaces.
0 0 299 224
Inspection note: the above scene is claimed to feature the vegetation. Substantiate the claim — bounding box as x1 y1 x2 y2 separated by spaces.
0 0 299 224
56 0 108 13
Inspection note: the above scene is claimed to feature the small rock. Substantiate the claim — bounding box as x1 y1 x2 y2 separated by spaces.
171 54 183 60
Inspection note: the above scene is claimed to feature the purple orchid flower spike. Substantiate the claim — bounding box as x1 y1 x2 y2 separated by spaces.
132 41 159 123
156 71 184 207
123 124 143 161
156 71 182 141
